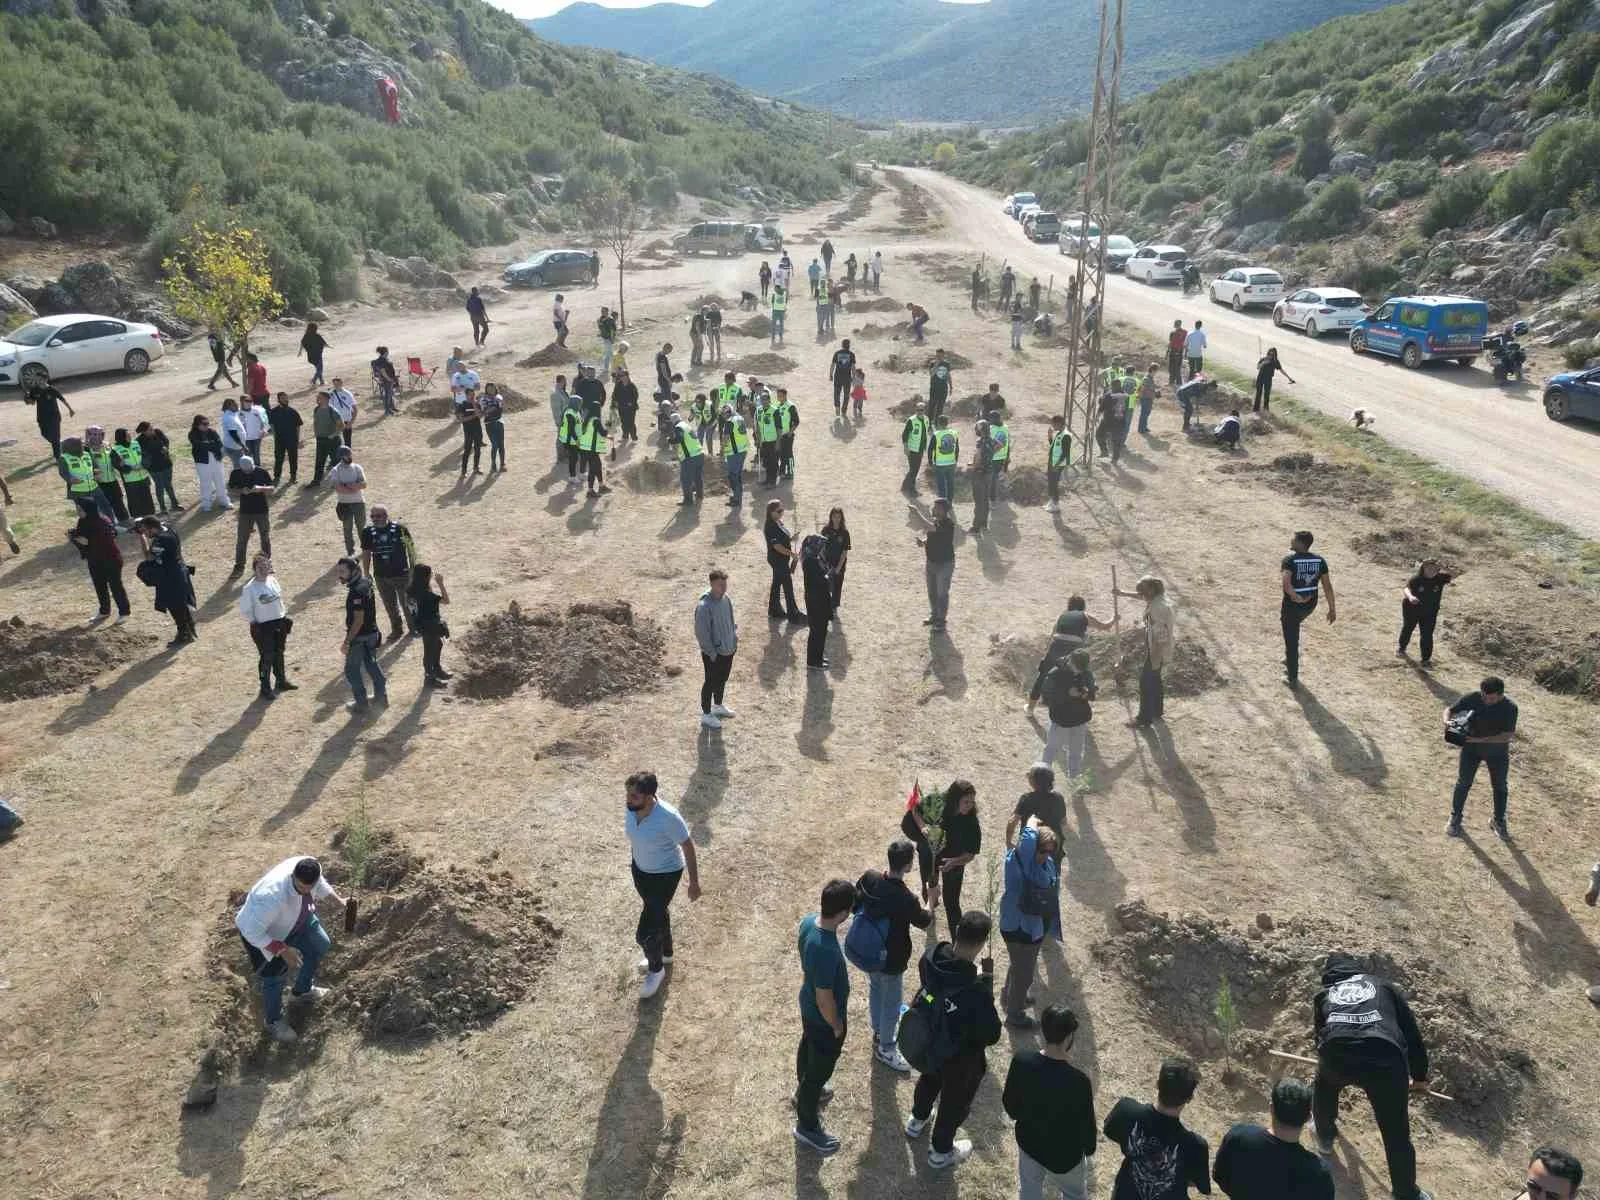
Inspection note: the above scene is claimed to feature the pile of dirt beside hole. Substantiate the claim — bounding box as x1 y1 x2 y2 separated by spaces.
455 599 666 704
989 630 1224 698
727 352 797 376
732 315 772 338
1450 613 1599 699
688 293 730 311
843 296 904 314
948 391 1002 419
518 343 577 368
1351 527 1464 570
875 349 975 374
408 384 537 420
1216 451 1392 505
1092 902 1534 1138
853 321 919 340
0 616 155 702
622 458 730 498
197 829 559 1075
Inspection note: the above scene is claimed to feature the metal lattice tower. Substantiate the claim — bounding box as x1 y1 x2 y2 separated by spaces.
1062 0 1125 469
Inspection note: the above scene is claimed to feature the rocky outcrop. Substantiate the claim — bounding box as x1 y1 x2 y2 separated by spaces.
0 283 36 321
19 261 193 337
59 261 129 314
272 38 415 122
364 250 461 292
1328 151 1374 179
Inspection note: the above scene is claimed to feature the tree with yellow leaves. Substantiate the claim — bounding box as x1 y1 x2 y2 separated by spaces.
161 221 284 358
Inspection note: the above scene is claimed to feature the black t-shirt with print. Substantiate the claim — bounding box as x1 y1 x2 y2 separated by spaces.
1404 571 1453 610
1448 691 1518 740
830 348 856 379
822 526 851 567
1105 1098 1211 1200
345 577 378 637
1282 552 1328 604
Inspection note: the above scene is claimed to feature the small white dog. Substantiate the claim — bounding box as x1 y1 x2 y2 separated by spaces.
1352 408 1376 430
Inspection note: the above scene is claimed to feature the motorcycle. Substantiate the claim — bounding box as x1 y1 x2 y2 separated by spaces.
1483 319 1529 383
1181 263 1202 296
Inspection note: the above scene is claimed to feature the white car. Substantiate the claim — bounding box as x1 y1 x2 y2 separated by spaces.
1001 191 1037 218
1273 287 1370 336
1060 230 1137 271
1209 267 1285 311
1015 203 1041 226
1126 244 1189 284
0 313 165 390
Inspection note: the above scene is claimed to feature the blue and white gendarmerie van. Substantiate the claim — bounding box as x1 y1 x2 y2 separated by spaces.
1348 294 1489 369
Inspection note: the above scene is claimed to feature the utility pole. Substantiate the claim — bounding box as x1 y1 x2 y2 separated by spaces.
1061 0 1124 471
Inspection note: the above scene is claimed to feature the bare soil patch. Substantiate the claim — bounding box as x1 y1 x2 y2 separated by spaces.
455 600 667 705
820 179 884 231
843 296 904 314
1093 902 1535 1140
0 616 156 702
687 293 731 311
731 315 772 338
948 390 1000 419
883 169 937 231
1216 451 1392 505
989 630 1225 699
1451 613 1599 700
518 343 577 368
727 352 797 376
876 349 975 374
407 385 536 420
1351 527 1465 570
852 321 916 340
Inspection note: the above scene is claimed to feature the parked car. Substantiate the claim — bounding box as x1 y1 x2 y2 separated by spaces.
503 249 595 287
1208 267 1285 311
1541 366 1600 422
1102 235 1137 271
1349 294 1489 368
1015 203 1042 227
1058 230 1135 270
670 221 748 256
1001 191 1038 218
1272 287 1369 337
0 314 165 390
1126 244 1189 285
1022 211 1061 241
1059 217 1101 254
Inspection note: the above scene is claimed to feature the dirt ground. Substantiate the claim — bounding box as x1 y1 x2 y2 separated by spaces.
2 174 1599 1200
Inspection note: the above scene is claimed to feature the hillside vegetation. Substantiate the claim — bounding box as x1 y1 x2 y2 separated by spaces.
531 0 1403 125
907 0 1600 336
0 0 851 310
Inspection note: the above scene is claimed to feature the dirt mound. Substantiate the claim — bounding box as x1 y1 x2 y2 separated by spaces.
0 616 156 702
989 630 1225 699
1093 902 1535 1137
732 315 772 338
888 396 924 418
455 600 667 705
852 321 915 340
408 385 537 420
1245 416 1274 436
1451 614 1599 699
688 293 730 311
1351 528 1463 570
620 459 678 494
843 296 904 314
518 343 577 368
948 391 1001 419
198 828 559 1074
1001 465 1050 506
875 350 975 374
1217 452 1392 505
728 353 797 376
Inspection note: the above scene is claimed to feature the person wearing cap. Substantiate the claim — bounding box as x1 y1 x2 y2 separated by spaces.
671 416 705 506
235 855 348 1044
227 453 275 576
719 401 750 507
328 446 368 556
755 389 781 487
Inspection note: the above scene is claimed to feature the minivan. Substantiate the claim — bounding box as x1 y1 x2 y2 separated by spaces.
673 221 747 256
1023 211 1061 241
1349 295 1489 368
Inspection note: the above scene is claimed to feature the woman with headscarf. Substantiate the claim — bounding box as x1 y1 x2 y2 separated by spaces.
85 425 130 525
112 427 155 519
800 531 833 671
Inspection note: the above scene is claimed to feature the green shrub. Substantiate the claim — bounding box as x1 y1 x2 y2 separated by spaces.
1341 102 1376 140
1375 157 1440 199
1543 252 1591 290
1430 130 1473 161
1228 172 1307 223
1563 338 1598 368
1474 0 1517 40
1294 106 1335 180
1493 119 1600 218
1289 175 1364 238
1423 168 1493 234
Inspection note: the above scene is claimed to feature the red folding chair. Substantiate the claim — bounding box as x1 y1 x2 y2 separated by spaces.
405 356 436 391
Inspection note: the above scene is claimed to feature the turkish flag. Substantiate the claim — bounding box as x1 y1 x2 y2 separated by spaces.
904 780 921 813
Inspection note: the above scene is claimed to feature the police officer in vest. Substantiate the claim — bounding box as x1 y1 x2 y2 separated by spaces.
580 401 611 498
59 435 115 522
690 391 716 453
112 427 155 519
901 398 930 493
719 402 750 508
753 392 780 487
986 409 1011 502
776 387 799 480
86 425 131 525
560 395 585 488
929 415 959 505
671 416 705 507
1311 953 1436 1200
1280 530 1336 688
1045 415 1072 513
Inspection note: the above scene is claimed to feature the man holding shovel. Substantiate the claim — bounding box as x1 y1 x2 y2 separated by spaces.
235 856 348 1045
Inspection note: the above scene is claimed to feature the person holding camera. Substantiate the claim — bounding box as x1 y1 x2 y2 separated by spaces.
1444 676 1517 840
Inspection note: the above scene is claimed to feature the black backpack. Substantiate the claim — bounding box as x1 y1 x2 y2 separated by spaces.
897 969 971 1073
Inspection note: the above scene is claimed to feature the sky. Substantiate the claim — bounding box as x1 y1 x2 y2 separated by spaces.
497 0 988 19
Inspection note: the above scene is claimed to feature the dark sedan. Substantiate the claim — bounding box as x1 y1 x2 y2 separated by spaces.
1543 367 1600 422
503 249 596 288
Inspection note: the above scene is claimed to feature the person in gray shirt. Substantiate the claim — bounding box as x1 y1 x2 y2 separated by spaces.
550 374 571 457
694 568 738 729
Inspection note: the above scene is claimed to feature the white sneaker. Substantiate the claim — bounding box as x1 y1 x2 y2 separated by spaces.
711 704 736 718
1046 500 1060 513
88 613 108 625
874 1046 912 1073
637 954 673 971
904 1115 930 1139
640 968 666 999
113 614 129 625
700 712 722 729
290 985 330 1005
267 1020 298 1044
928 1139 972 1169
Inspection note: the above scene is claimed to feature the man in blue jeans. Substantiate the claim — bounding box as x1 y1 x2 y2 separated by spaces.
855 840 938 1073
235 855 348 1044
337 556 387 712
1445 676 1517 840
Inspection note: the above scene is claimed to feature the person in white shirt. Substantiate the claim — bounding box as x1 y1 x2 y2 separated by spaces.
234 855 347 1043
239 395 268 462
450 365 481 403
553 294 570 346
625 771 703 999
238 552 296 700
220 398 247 468
1184 320 1208 380
328 378 357 449
871 250 883 291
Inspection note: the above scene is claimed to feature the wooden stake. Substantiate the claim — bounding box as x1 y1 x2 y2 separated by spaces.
1267 1050 1454 1101
1111 564 1120 628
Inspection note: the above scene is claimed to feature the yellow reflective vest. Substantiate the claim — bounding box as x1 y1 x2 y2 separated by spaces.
1050 430 1072 468
113 442 148 483
903 413 928 452
991 422 1011 463
756 404 779 444
722 415 750 457
675 425 703 460
62 450 96 494
931 430 959 466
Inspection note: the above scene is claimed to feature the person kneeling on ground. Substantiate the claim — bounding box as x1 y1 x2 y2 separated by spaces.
1214 409 1242 450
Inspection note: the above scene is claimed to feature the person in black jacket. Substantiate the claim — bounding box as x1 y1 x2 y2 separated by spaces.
1397 558 1454 666
801 533 833 671
135 421 181 514
1311 954 1435 1200
134 515 197 646
856 840 937 1072
1004 1003 1096 1199
905 912 1002 1170
829 339 856 414
613 370 640 442
764 499 804 623
1214 1077 1333 1200
267 392 303 484
26 382 73 459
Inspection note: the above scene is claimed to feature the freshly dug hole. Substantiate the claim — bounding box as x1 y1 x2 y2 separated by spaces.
875 350 975 374
988 630 1225 698
408 385 537 420
0 616 156 702
455 599 667 705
